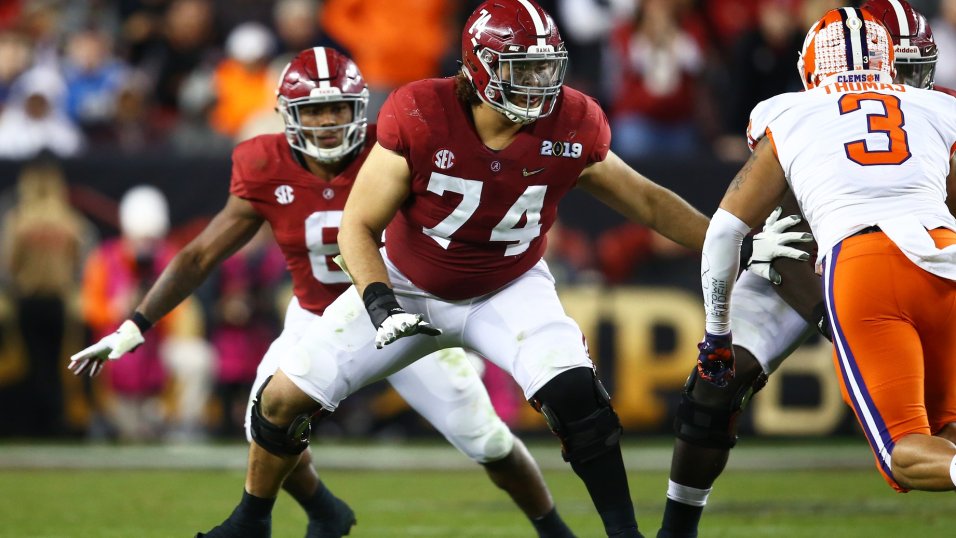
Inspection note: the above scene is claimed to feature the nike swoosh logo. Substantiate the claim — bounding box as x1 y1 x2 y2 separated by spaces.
522 167 545 177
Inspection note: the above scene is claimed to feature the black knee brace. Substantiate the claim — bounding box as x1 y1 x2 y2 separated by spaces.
674 368 768 449
530 368 623 464
249 376 313 456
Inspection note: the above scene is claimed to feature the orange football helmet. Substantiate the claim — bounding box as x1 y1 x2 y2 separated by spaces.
797 7 896 90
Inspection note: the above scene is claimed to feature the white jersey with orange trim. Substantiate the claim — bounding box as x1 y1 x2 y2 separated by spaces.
747 78 956 273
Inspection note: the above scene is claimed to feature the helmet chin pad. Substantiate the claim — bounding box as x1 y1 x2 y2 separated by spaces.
297 123 366 162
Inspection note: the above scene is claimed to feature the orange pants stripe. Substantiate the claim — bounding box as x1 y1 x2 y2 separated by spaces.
824 228 956 491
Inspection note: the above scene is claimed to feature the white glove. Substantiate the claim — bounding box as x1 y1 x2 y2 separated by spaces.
748 206 813 285
375 312 442 349
68 320 145 377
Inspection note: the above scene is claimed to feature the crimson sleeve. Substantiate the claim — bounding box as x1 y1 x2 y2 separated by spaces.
586 97 611 164
229 145 249 199
375 89 407 155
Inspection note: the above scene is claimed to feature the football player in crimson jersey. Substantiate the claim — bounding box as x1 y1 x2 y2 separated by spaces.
69 47 578 538
202 0 717 536
657 2 956 537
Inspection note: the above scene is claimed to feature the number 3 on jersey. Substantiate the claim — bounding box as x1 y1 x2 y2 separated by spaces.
423 171 544 256
839 92 911 166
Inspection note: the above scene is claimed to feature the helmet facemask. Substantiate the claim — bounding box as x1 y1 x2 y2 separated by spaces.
894 46 937 88
472 45 567 124
278 88 369 163
859 0 939 89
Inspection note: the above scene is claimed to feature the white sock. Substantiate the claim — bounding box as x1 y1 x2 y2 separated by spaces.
666 479 712 507
949 454 956 489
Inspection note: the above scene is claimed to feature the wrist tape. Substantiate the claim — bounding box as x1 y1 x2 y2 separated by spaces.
362 282 403 328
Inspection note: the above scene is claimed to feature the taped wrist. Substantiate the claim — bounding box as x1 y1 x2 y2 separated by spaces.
131 311 153 334
363 282 404 328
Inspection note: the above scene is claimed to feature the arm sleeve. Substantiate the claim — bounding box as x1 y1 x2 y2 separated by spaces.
229 147 250 199
948 96 956 158
375 90 408 155
701 208 751 335
746 98 771 152
586 98 611 164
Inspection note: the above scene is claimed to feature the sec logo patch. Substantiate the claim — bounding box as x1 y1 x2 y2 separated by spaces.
434 149 455 170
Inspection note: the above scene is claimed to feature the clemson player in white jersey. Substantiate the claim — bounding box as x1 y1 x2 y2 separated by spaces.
697 3 956 502
656 2 956 536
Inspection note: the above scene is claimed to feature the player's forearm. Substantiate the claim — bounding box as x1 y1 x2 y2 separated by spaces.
134 249 214 323
644 184 710 252
702 209 750 334
338 223 391 295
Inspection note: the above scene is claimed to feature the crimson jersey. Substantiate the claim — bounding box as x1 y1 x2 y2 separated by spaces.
937 85 956 98
377 78 610 300
230 128 376 315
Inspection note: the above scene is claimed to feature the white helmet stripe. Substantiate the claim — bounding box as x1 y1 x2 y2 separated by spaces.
516 0 547 48
276 62 292 95
843 7 865 70
313 46 330 88
887 0 911 46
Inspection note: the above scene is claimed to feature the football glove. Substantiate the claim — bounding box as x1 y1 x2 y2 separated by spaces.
748 206 812 285
697 332 735 387
363 282 441 349
68 319 145 377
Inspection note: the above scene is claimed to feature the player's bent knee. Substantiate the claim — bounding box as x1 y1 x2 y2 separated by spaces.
249 375 315 456
531 367 623 464
468 421 515 464
450 415 514 463
674 367 767 449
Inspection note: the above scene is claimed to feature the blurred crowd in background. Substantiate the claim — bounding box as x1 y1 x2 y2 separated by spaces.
2 0 954 162
0 0 953 443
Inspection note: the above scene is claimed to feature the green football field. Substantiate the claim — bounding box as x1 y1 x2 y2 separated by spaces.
0 439 953 537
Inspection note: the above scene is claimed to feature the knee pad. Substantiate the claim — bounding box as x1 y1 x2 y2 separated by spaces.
449 413 515 463
531 368 623 464
673 368 768 449
249 375 313 456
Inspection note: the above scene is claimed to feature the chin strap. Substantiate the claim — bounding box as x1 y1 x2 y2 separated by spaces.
502 108 535 125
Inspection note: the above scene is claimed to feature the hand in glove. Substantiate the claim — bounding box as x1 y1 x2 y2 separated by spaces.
748 206 813 285
363 283 441 349
697 332 735 387
68 319 145 377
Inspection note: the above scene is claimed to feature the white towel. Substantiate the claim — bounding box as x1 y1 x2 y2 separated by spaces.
878 215 956 281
